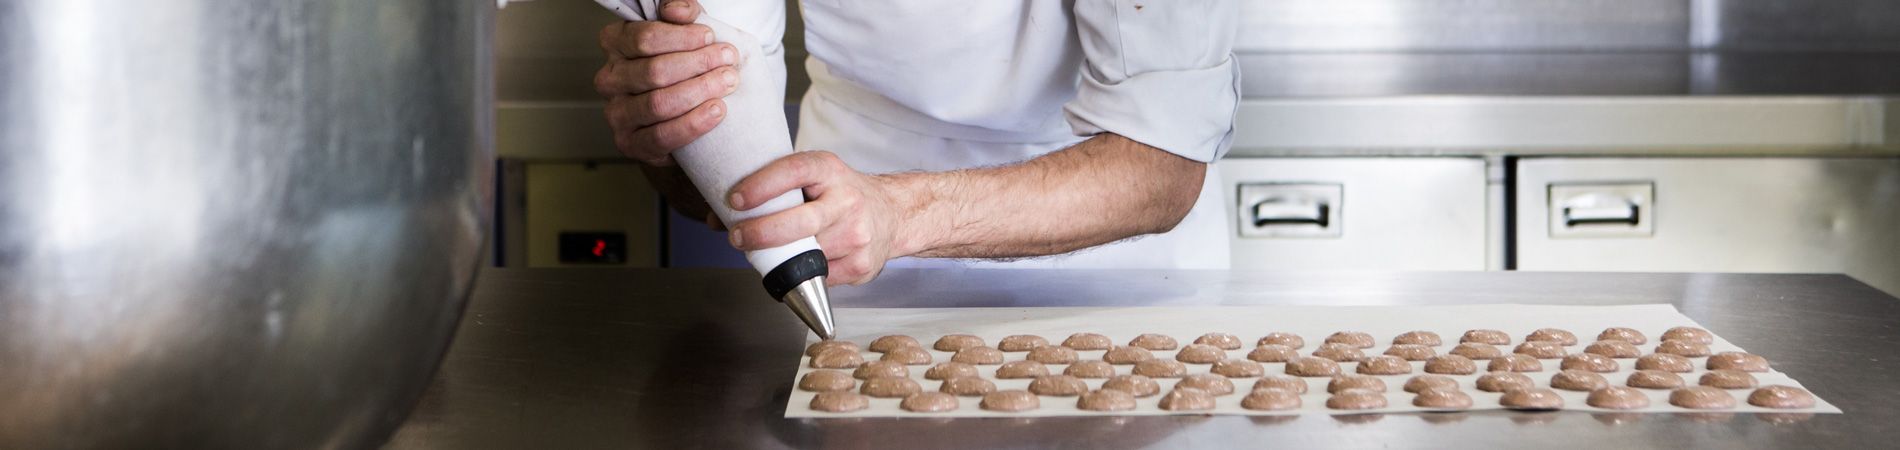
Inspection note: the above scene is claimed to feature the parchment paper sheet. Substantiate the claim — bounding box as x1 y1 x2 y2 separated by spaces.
786 304 1840 418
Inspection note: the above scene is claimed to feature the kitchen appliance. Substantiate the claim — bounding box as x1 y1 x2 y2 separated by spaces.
0 0 494 447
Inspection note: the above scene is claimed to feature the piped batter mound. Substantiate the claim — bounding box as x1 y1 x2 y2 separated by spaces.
997 334 1048 352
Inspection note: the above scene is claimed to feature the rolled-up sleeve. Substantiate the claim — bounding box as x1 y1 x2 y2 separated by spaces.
1064 0 1240 163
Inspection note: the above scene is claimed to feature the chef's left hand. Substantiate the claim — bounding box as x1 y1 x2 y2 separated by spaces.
725 151 911 286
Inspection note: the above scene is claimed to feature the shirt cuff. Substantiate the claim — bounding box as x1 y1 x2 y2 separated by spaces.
1063 56 1241 163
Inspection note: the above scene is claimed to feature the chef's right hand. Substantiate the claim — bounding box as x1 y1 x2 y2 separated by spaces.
597 0 739 228
595 0 741 167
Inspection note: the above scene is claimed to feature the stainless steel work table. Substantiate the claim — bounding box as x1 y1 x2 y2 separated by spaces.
385 269 1900 449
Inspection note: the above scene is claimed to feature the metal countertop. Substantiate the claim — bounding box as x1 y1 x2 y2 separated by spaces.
385 269 1900 449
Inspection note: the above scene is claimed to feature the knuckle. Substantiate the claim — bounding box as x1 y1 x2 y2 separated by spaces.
633 26 664 55
594 64 619 95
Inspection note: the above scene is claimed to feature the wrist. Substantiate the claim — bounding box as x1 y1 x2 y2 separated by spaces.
876 172 940 258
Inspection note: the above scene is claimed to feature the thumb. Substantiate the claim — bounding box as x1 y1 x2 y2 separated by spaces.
658 0 701 25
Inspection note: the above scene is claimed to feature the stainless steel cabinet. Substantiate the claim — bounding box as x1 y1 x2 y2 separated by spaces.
1221 158 1489 271
1516 157 1900 295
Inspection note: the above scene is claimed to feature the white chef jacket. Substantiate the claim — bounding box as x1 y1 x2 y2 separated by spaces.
605 0 1241 270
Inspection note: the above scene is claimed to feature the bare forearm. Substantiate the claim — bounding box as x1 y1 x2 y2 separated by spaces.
884 133 1206 259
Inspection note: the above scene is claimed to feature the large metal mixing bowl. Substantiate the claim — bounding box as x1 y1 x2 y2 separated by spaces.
1 1 494 448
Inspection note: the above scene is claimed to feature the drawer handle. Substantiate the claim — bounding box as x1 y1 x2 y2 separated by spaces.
1253 197 1331 227
1561 194 1640 226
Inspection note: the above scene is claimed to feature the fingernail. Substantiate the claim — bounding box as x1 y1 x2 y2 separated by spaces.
728 228 744 247
721 69 738 87
668 1 689 11
727 192 744 209
703 31 715 46
721 46 737 65
707 102 723 118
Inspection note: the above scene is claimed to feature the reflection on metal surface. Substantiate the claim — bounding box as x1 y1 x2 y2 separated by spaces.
1236 0 1688 52
0 1 494 448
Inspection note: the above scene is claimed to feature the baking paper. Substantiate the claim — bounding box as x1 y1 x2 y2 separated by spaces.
786 304 1839 418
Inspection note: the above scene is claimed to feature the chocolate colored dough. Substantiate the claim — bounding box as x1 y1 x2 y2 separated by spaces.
980 390 1040 412
806 340 862 357
1706 352 1769 372
1253 375 1310 394
809 391 870 412
1587 386 1651 410
880 346 934 365
1449 343 1503 359
1403 375 1459 393
900 392 959 412
1175 344 1228 364
1328 374 1388 393
1560 353 1619 372
1062 332 1113 350
1028 375 1089 396
1285 356 1343 377
1241 388 1302 411
1134 359 1189 378
1159 387 1217 411
1384 344 1436 361
1423 355 1478 375
1413 388 1473 409
1102 374 1162 397
1025 345 1079 364
1247 344 1300 363
1392 331 1443 346
1748 385 1817 409
810 347 865 369
1178 373 1238 396
869 335 921 352
1312 343 1367 362
853 360 909 380
924 362 977 380
1195 332 1244 350
1357 355 1413 375
1500 388 1565 410
1324 331 1376 349
995 360 1050 379
996 334 1048 352
1487 354 1544 372
1626 370 1686 389
860 377 922 398
1656 340 1712 357
939 376 997 396
799 370 857 392
1460 329 1511 345
1550 370 1609 391
950 346 1005 365
1326 388 1388 410
933 334 986 352
1102 346 1156 364
1064 360 1117 378
1525 328 1578 346
1661 327 1714 345
1128 333 1179 351
1256 332 1306 349
1700 370 1759 389
1584 340 1642 358
1635 353 1694 373
1476 372 1535 392
1077 389 1138 411
1597 327 1648 345
1514 341 1567 359
1211 359 1265 378
1670 386 1737 409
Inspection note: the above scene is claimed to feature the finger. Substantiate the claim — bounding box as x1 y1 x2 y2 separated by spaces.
611 98 725 165
604 65 738 127
728 197 848 251
599 20 713 59
728 151 847 211
658 0 703 25
595 43 737 96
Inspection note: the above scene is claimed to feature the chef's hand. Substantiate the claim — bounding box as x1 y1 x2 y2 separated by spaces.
596 0 738 228
726 151 913 286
